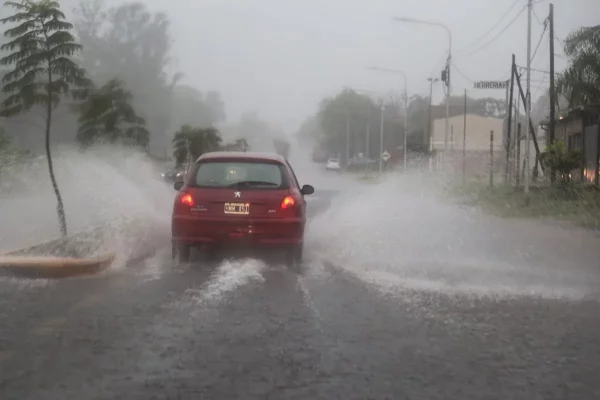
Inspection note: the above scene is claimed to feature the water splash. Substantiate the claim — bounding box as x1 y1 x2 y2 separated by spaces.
304 172 598 300
0 144 172 268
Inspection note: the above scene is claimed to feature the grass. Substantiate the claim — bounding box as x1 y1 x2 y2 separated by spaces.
446 180 600 230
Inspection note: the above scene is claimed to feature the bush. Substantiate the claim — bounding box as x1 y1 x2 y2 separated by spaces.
539 140 582 183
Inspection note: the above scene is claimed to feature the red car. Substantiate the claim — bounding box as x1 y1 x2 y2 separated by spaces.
171 151 314 264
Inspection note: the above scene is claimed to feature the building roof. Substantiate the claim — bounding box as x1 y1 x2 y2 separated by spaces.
196 151 285 163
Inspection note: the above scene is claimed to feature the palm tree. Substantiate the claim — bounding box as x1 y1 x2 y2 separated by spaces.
0 0 92 236
556 25 600 108
555 25 600 184
76 79 148 149
172 125 222 169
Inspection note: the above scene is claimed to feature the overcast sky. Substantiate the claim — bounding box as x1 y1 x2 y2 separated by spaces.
11 0 600 132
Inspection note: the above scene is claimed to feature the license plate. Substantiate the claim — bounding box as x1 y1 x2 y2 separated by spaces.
224 202 250 215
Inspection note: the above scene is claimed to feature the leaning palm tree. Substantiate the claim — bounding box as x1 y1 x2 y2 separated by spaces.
556 25 600 108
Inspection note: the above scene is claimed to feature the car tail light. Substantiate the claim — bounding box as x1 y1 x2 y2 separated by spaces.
181 193 194 206
280 195 295 209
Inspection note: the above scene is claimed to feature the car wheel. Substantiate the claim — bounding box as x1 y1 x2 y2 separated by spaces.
178 244 191 263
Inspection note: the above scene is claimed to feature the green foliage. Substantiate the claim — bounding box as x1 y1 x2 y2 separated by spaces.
73 1 226 154
172 125 222 168
556 25 600 108
316 89 404 160
539 140 583 183
221 138 249 152
76 79 149 148
0 0 91 117
170 84 226 128
0 0 92 236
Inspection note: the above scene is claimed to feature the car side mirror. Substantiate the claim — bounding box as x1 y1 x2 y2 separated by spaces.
300 184 314 195
174 181 184 191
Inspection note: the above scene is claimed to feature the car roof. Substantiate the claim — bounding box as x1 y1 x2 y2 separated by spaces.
196 151 286 163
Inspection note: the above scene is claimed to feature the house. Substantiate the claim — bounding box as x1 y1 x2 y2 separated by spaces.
542 106 599 184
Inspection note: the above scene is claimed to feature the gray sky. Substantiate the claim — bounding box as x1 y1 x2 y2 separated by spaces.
154 0 597 132
21 0 600 132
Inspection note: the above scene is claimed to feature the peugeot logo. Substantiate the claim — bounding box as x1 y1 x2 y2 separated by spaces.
234 191 241 198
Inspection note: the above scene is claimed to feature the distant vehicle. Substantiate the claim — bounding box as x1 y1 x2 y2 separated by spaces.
171 151 314 266
325 158 341 171
161 167 185 183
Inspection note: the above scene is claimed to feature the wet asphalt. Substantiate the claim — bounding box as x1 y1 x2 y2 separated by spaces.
1 167 600 400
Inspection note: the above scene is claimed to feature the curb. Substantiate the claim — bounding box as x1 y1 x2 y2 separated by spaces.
0 253 116 279
0 224 114 279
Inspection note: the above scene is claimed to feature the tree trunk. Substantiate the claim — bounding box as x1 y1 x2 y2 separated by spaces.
46 75 68 236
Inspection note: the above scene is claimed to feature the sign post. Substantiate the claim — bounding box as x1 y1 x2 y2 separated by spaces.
381 150 391 168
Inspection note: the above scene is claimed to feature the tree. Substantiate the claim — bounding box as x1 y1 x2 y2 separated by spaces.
539 140 582 184
556 25 600 108
73 0 182 156
0 0 91 236
172 125 222 168
221 138 249 152
316 88 405 163
76 79 148 148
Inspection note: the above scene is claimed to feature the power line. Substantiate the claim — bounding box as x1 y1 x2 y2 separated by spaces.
455 0 521 53
465 5 527 56
452 63 473 83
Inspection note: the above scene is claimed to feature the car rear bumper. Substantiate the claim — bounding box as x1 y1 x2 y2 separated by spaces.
172 215 304 246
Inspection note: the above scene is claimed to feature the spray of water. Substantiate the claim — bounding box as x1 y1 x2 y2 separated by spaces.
304 171 598 300
168 258 267 315
0 144 173 269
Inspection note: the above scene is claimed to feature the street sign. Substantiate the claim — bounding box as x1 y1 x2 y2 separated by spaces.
473 80 509 89
381 150 390 162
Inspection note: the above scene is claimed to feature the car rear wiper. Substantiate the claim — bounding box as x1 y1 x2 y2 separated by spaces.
228 180 279 187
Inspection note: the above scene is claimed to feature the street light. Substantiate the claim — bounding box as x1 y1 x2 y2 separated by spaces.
367 66 409 173
393 17 452 161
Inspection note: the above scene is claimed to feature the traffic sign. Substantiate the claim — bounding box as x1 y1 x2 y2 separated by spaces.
474 80 509 89
381 151 390 162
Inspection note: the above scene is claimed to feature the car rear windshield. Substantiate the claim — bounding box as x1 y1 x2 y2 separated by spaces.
191 161 289 189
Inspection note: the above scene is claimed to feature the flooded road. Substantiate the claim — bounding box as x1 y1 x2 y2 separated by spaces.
1 150 600 399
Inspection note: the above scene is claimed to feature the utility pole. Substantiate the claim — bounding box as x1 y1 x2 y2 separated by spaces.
442 62 451 167
379 100 385 174
548 3 556 183
507 54 515 183
365 119 370 177
403 88 408 173
490 130 494 188
524 0 533 198
462 89 467 184
427 78 438 152
345 111 350 168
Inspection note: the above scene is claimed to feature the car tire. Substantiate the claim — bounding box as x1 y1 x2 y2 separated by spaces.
178 244 191 263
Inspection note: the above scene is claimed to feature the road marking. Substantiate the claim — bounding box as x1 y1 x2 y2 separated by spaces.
30 317 66 336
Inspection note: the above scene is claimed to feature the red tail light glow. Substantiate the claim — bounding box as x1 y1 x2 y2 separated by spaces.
281 195 295 209
181 193 194 206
